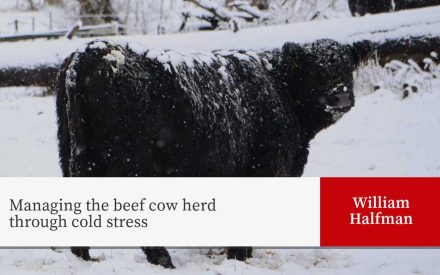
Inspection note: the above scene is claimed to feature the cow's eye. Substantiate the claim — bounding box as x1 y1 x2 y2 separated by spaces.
318 96 327 105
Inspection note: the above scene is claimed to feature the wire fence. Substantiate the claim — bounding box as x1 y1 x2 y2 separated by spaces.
4 12 123 33
0 21 126 43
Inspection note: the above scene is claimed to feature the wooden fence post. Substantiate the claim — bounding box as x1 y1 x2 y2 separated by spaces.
49 12 53 30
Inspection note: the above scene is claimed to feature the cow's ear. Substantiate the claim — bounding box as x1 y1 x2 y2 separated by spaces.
281 42 305 71
348 40 375 66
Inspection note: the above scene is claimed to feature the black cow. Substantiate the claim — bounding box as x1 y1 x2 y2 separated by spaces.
348 0 390 16
56 39 370 268
348 0 440 16
394 0 440 10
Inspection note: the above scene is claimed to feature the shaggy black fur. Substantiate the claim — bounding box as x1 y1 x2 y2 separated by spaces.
141 247 175 268
56 39 369 268
348 0 440 16
227 247 253 261
348 0 390 16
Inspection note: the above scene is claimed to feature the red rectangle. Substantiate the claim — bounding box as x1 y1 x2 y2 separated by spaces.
321 178 440 246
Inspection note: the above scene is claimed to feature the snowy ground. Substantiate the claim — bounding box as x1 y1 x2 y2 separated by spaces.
304 89 440 176
1 248 440 275
0 87 59 176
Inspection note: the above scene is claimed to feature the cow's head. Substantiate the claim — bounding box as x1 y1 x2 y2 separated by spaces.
280 39 373 137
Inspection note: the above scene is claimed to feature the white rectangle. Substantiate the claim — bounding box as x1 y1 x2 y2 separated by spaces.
0 178 320 247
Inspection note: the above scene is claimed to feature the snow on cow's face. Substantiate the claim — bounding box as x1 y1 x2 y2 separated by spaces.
280 39 369 132
309 39 372 122
306 40 356 122
284 40 355 107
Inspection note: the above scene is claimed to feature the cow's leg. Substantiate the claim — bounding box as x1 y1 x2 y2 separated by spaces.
227 247 253 261
71 247 92 261
141 247 175 269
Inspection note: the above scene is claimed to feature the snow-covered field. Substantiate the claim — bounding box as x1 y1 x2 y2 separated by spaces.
0 87 58 176
1 248 440 275
305 89 440 176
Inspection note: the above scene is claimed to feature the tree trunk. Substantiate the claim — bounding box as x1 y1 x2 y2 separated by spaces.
46 0 63 6
77 0 116 25
0 66 59 88
28 0 36 10
374 36 440 66
251 0 269 10
1 36 438 88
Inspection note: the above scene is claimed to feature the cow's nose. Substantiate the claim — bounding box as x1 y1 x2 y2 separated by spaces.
329 93 353 108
